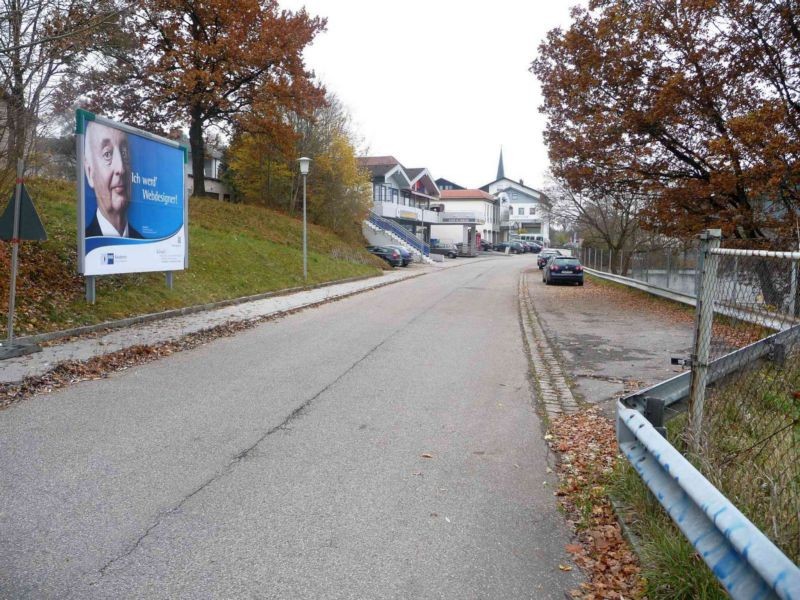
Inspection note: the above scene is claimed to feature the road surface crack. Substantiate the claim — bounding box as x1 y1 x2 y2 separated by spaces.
95 268 483 580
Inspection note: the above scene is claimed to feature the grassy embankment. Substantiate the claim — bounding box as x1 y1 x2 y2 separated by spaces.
0 178 385 338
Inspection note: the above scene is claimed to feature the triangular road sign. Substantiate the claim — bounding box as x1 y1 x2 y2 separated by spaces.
0 184 47 241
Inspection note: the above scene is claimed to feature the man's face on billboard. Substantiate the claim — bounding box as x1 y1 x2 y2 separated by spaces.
84 122 131 219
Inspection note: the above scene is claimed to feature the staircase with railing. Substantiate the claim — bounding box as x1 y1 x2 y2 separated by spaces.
367 211 430 256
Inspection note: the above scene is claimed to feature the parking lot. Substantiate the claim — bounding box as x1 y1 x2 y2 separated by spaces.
524 270 695 414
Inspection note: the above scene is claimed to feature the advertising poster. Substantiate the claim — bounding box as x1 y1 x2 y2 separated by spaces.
76 110 187 276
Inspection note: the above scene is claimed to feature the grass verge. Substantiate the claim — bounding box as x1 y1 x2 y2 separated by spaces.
609 416 726 599
0 178 385 337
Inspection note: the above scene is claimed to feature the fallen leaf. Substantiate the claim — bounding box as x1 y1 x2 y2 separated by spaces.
559 564 573 571
421 453 433 459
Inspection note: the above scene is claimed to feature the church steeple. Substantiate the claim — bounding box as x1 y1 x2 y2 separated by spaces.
496 147 505 181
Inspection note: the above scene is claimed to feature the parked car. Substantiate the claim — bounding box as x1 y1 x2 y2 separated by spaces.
366 245 403 267
543 256 584 285
537 249 562 269
509 241 526 254
384 245 413 267
430 243 458 259
493 241 522 254
528 243 543 253
492 242 510 252
479 239 493 252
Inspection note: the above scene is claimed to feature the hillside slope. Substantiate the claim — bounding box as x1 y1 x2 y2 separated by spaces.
0 179 384 338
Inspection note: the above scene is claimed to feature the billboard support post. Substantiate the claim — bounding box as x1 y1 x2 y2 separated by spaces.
165 272 173 289
85 276 96 304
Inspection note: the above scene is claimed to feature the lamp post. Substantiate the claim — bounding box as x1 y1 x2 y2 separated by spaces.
298 157 311 281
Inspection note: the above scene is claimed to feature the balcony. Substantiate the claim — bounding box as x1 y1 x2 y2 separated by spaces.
372 201 440 224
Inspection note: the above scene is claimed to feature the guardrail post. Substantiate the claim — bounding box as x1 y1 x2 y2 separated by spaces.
688 228 722 451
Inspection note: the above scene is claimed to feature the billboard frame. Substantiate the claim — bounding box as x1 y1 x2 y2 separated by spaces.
75 109 189 299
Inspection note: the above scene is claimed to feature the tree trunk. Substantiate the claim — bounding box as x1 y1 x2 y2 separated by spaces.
189 110 206 196
6 0 26 170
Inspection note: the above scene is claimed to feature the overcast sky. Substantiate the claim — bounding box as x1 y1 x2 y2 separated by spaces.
280 1 578 191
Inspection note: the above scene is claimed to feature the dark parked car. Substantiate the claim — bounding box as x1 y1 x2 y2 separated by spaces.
366 245 403 267
385 245 413 266
528 243 543 253
537 249 562 269
479 239 493 251
543 256 584 285
430 243 458 258
493 241 523 254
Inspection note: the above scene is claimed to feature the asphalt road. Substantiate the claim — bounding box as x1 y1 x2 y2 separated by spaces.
0 256 581 599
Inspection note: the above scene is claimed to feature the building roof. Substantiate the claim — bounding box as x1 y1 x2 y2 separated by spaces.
441 189 496 201
357 156 400 167
480 177 547 198
497 147 505 180
435 177 465 190
405 167 425 180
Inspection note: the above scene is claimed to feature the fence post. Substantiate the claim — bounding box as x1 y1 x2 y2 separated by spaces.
619 250 623 275
666 251 672 290
608 249 613 273
688 229 722 452
600 249 604 272
789 258 798 317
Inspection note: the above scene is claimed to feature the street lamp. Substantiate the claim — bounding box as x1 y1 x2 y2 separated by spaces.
298 157 311 281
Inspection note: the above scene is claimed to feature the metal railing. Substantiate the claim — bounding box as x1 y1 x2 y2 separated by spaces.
617 230 800 598
367 211 430 256
582 244 699 297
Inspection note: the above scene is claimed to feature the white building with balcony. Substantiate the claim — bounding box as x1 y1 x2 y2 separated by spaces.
358 156 441 244
480 149 551 244
429 189 499 248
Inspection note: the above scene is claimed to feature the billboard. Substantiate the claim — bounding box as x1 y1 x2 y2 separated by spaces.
76 110 188 276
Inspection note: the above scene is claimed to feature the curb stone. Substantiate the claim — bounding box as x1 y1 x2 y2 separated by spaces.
518 270 580 419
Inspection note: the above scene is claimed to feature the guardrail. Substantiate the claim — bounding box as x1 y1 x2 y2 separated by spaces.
585 267 796 331
615 232 800 597
368 211 430 256
617 402 800 599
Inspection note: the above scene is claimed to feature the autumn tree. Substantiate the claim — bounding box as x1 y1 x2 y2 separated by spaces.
0 0 122 175
544 172 651 274
82 0 325 196
228 93 371 240
532 0 800 247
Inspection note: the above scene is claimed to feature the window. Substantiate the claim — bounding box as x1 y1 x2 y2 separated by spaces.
529 207 536 215
518 207 524 215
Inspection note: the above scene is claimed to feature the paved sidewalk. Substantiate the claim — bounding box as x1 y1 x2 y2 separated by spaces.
0 262 460 385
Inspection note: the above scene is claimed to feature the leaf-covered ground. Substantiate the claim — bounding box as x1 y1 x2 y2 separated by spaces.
547 408 646 599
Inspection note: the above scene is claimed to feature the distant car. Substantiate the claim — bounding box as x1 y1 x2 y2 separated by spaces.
543 256 584 285
537 249 562 269
430 243 458 259
479 239 493 252
493 241 522 254
528 243 543 253
509 241 526 254
366 245 403 267
384 245 413 267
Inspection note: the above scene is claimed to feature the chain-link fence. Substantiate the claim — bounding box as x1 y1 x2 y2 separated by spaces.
580 244 700 296
688 235 800 562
